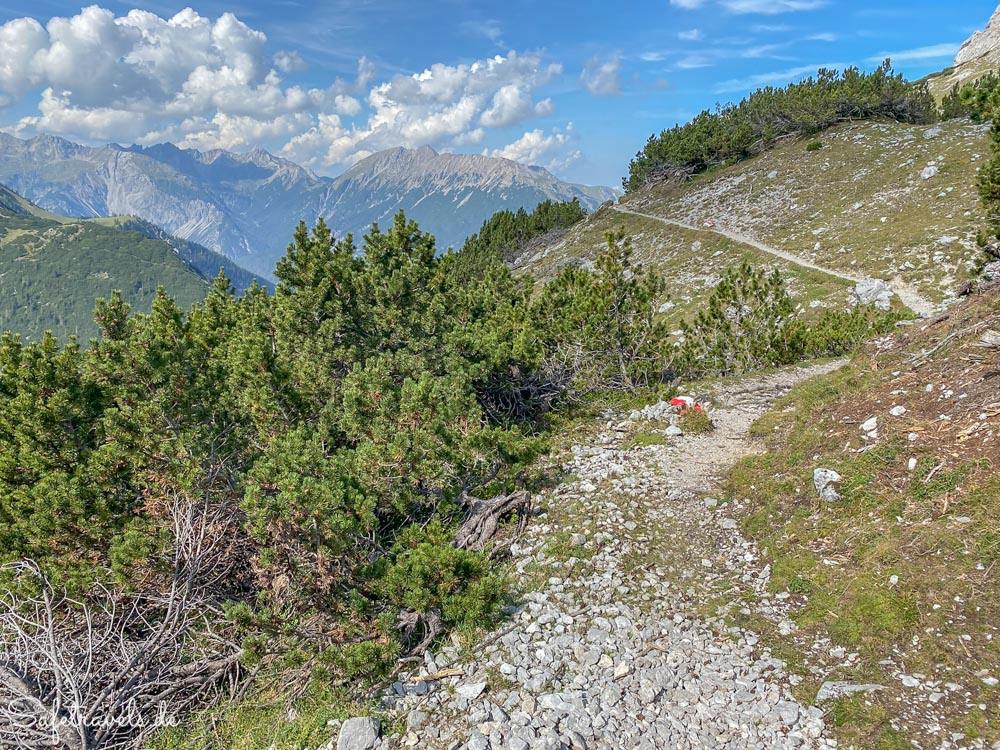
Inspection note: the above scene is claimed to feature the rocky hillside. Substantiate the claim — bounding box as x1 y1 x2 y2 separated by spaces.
517 117 988 321
0 184 265 341
926 5 1000 100
0 135 616 278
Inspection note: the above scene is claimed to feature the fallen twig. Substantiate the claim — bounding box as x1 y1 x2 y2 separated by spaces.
406 668 465 684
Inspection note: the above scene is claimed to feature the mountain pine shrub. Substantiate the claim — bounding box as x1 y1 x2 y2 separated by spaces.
674 260 804 378
532 227 670 393
626 61 936 192
673 260 903 379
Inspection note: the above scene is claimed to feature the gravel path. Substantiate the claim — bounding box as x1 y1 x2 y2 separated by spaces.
364 362 847 750
611 204 935 316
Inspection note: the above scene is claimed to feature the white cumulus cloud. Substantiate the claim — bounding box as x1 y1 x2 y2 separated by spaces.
580 53 622 97
0 7 566 173
0 6 364 147
487 124 580 170
281 51 563 170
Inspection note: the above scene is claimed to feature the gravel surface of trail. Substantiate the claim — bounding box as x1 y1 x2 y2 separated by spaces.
351 362 849 750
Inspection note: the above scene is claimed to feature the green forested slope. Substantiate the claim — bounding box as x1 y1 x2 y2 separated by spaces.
0 184 264 341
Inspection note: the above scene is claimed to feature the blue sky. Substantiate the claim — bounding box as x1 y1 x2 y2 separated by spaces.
0 1 993 187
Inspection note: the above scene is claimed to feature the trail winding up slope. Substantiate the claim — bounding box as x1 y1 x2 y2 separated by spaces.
612 204 935 316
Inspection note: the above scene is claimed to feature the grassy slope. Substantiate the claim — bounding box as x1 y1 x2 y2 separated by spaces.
0 183 72 224
85 215 271 295
726 285 1000 747
626 119 988 307
513 204 856 330
522 118 989 317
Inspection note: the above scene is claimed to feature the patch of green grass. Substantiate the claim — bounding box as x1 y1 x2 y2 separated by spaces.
827 694 911 750
826 585 919 648
150 679 374 750
678 409 714 434
628 430 668 448
769 550 820 593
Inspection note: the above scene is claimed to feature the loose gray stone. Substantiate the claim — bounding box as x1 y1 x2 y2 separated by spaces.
457 682 488 700
813 468 842 503
338 717 381 750
406 711 428 731
852 279 893 312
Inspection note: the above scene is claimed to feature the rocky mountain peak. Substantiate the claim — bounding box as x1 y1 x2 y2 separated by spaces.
955 4 1000 66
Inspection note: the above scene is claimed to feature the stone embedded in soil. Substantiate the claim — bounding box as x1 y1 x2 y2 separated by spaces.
815 681 885 702
812 468 842 503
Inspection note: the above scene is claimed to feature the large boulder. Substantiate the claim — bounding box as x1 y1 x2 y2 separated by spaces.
852 279 894 312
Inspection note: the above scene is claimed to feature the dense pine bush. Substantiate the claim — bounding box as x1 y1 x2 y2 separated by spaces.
452 198 588 280
625 61 936 192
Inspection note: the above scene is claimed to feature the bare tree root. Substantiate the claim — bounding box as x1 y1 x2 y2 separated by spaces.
396 609 445 657
454 489 532 560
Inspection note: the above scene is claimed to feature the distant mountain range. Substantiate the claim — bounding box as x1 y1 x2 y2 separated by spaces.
0 134 618 278
0 183 268 341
